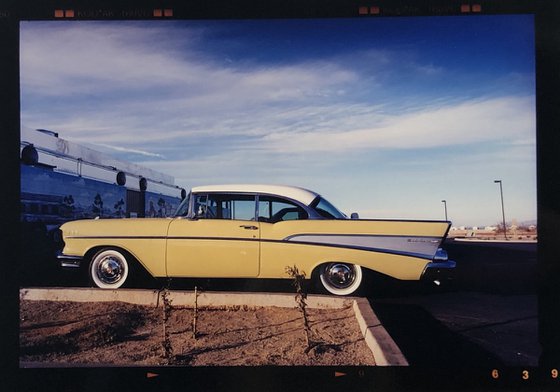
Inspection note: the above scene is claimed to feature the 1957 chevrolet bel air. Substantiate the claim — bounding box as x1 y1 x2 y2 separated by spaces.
57 184 455 296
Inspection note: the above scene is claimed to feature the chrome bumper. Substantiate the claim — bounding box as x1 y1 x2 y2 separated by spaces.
56 251 83 268
421 260 456 285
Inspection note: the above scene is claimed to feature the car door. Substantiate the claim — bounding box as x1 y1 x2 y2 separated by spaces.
166 193 260 278
257 195 312 277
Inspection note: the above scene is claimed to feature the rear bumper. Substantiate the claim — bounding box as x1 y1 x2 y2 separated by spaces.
421 260 456 284
56 251 83 268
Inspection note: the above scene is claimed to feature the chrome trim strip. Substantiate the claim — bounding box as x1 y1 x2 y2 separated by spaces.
278 239 435 260
283 233 442 240
65 235 168 240
60 260 82 268
62 234 442 260
57 252 84 268
284 234 442 259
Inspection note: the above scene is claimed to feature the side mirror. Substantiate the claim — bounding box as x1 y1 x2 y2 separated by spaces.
350 212 359 220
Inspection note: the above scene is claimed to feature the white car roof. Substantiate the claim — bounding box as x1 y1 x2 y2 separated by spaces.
190 184 320 206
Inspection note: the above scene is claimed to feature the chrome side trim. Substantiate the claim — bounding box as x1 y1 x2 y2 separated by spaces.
285 234 442 260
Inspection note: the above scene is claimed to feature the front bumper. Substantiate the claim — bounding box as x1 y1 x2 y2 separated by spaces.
56 251 83 268
421 260 456 284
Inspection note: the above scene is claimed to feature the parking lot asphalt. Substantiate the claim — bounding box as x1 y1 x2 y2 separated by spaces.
369 291 538 367
361 238 539 367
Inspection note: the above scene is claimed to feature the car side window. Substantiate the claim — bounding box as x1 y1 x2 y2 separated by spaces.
194 193 256 220
258 196 308 223
193 194 208 218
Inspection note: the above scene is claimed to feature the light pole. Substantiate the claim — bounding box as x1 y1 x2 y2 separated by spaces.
494 180 507 240
441 200 448 221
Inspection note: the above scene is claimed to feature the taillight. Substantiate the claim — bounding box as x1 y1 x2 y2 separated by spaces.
433 248 448 262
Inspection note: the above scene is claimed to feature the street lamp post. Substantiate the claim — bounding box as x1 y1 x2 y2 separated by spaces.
494 180 507 240
441 200 448 221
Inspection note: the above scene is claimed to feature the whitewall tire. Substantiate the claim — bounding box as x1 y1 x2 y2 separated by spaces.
318 262 363 296
89 248 130 289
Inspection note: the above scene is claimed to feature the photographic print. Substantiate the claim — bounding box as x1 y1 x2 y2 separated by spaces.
16 9 542 384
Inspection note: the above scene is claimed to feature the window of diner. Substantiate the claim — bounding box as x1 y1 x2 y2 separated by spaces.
258 196 308 223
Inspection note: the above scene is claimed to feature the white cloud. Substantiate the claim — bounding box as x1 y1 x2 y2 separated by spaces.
89 143 165 159
20 22 199 94
20 21 362 149
258 95 535 153
20 22 356 103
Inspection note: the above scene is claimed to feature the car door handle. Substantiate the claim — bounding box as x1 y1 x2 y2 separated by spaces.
239 225 258 230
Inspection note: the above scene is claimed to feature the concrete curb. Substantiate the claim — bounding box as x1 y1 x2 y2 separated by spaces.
19 287 352 309
20 287 408 366
353 298 409 366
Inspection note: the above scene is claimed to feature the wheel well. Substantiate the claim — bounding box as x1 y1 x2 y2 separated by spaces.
311 261 366 279
84 246 138 269
311 261 366 296
84 246 156 288
310 263 324 281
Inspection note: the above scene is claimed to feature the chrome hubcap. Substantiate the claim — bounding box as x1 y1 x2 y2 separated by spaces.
325 263 355 289
97 256 123 284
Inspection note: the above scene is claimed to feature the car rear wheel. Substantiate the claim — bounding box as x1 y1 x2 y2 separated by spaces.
89 248 129 289
318 262 362 296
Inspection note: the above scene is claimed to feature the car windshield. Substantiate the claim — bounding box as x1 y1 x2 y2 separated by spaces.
310 196 347 219
174 193 191 217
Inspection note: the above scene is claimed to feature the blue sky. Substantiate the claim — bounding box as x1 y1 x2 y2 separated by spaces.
20 16 536 227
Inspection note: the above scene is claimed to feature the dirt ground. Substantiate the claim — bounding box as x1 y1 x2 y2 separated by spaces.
20 300 376 366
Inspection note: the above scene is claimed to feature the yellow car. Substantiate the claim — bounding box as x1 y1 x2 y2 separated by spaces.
57 184 455 295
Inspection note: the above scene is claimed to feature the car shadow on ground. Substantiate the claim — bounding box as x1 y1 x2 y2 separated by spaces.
368 300 504 367
443 238 537 295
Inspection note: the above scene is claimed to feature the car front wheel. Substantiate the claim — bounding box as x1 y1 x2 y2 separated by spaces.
89 248 129 289
318 262 362 296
